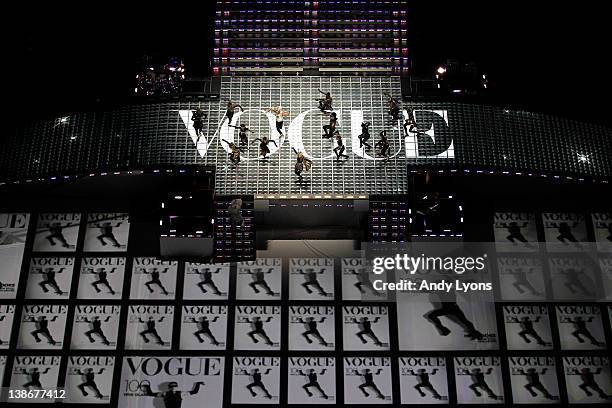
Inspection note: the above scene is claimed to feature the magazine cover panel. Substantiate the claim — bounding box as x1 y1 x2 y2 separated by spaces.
32 213 81 252
70 305 120 350
289 258 335 300
0 213 30 299
236 258 282 300
343 357 393 404
125 305 174 350
231 356 280 404
8 355 60 404
17 304 68 350
179 305 227 350
454 356 504 404
77 257 125 300
563 356 611 404
342 305 390 351
493 212 539 252
509 356 560 404
25 257 75 300
183 262 230 300
63 356 115 404
555 304 606 350
503 304 553 350
288 305 335 351
119 356 224 408
83 213 129 252
0 304 15 349
233 305 281 351
542 212 588 252
287 357 336 404
592 212 612 252
129 257 178 300
398 356 449 404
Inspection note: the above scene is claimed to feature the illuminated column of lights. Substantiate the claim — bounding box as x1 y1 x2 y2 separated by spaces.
314 0 408 75
213 0 408 75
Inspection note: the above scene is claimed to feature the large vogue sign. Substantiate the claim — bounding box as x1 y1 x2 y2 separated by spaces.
178 109 453 160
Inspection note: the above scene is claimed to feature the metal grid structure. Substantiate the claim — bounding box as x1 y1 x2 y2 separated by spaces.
215 75 408 195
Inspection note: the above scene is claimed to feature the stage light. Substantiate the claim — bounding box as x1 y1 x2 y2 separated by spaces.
54 116 70 127
577 153 590 163
436 66 446 75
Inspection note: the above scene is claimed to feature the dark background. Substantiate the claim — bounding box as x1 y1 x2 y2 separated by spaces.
6 3 612 127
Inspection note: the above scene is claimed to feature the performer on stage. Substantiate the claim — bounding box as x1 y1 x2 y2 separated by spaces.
333 131 349 162
225 101 242 123
322 112 338 138
317 89 333 112
384 92 401 121
266 107 290 137
375 130 391 161
253 136 278 160
292 148 312 182
191 107 207 137
358 121 372 149
229 123 253 146
228 198 245 227
222 140 243 165
403 112 418 134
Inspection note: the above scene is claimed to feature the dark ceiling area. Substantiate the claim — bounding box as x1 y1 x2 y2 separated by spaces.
6 3 611 127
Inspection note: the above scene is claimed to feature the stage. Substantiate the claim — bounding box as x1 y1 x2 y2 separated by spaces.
202 76 410 195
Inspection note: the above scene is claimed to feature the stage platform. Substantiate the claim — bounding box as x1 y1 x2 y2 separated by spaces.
200 76 409 195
